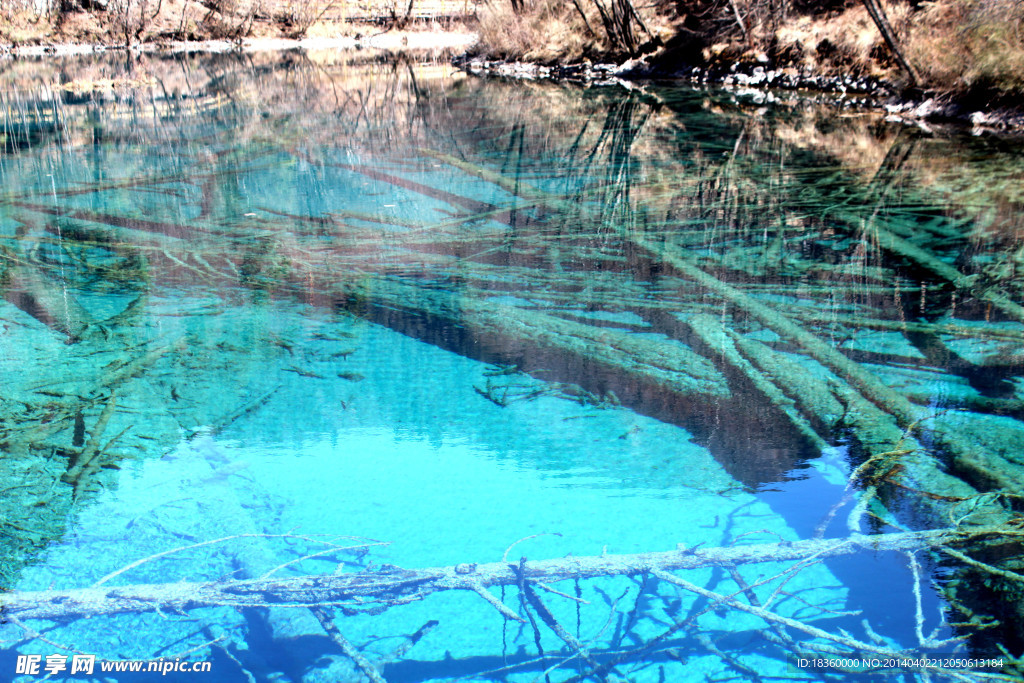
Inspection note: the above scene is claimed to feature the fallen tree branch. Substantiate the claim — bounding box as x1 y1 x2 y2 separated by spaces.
90 534 382 588
650 569 1013 681
3 527 1017 622
62 393 119 490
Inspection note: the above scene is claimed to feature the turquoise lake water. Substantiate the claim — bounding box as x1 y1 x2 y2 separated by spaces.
1 52 1023 682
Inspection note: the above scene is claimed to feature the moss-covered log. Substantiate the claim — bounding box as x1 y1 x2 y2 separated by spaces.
638 234 1024 494
863 217 1024 325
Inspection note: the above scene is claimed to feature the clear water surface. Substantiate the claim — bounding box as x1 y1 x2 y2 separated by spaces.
1 50 1023 682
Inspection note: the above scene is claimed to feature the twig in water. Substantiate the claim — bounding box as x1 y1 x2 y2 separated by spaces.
260 540 390 580
93 534 382 587
522 578 603 674
5 615 88 655
310 607 388 683
503 532 563 562
515 557 547 660
469 581 525 622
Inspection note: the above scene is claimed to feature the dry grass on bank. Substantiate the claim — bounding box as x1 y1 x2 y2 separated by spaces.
475 0 595 62
0 0 478 47
700 0 1024 99
474 0 676 61
773 1 912 78
476 0 1024 101
0 0 343 45
906 0 1024 98
750 0 1024 98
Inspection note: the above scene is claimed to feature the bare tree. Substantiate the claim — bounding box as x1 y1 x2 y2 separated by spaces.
281 0 340 37
108 0 153 45
589 0 654 56
860 0 922 86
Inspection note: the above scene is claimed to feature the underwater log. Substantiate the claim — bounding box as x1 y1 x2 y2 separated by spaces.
334 275 729 401
418 149 1024 495
1 262 92 341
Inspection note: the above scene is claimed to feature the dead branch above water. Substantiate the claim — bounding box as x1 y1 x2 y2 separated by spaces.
3 526 1018 623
